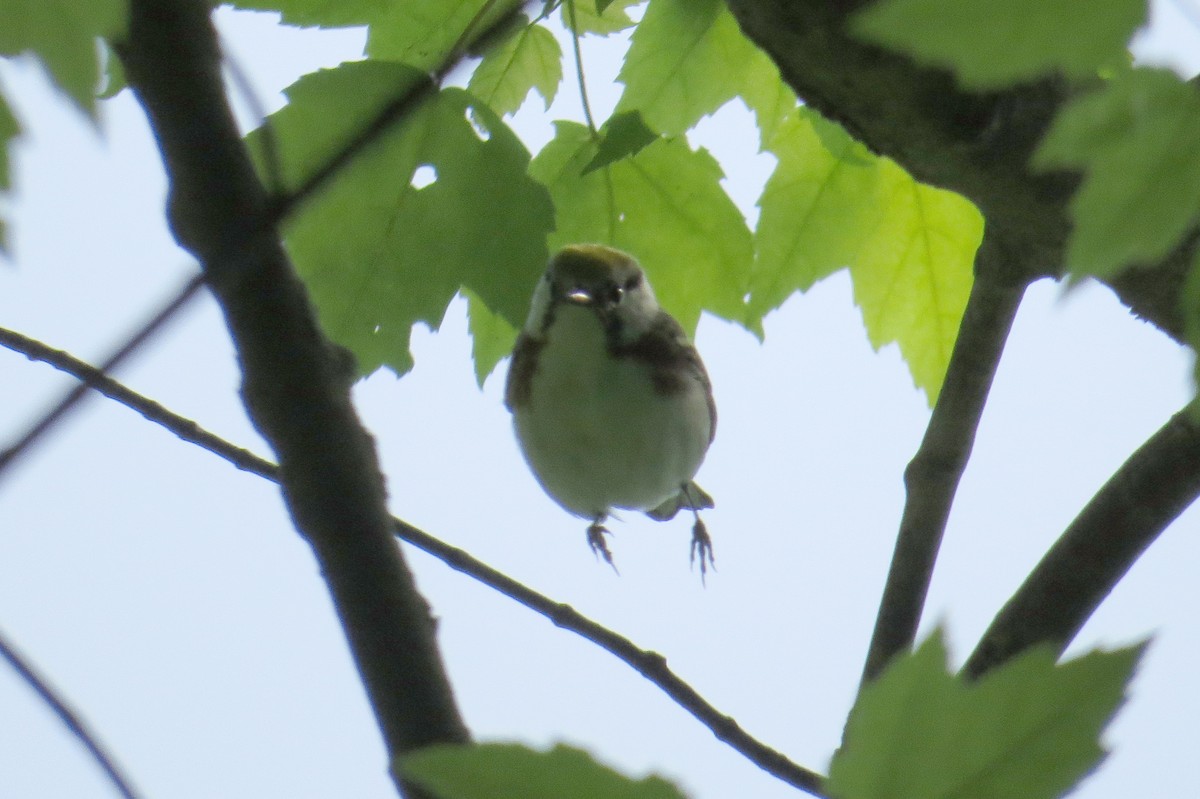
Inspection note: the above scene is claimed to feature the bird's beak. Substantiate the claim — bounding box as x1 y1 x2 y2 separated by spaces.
564 287 593 306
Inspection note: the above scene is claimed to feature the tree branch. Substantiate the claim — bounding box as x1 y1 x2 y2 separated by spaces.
724 0 1197 685
0 325 828 798
0 273 205 478
0 625 143 799
114 2 467 789
963 401 1200 679
862 236 1028 682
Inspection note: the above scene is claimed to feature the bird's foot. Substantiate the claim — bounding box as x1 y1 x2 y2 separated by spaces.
689 517 716 585
587 521 619 574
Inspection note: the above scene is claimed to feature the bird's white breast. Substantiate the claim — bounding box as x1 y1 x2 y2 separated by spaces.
513 305 711 519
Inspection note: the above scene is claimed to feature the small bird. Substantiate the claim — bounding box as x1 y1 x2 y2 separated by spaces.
505 244 716 574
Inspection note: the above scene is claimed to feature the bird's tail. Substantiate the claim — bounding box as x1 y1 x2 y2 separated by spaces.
646 481 714 521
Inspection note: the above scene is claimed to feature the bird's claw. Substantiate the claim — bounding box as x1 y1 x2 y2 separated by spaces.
690 518 716 585
587 521 619 574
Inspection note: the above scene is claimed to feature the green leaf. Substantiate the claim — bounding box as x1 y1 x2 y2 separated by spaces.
0 0 127 116
1035 67 1200 281
367 0 519 71
850 162 980 404
249 61 553 377
468 21 561 115
0 90 17 190
582 110 658 174
398 742 687 799
853 0 1147 88
738 70 798 150
563 0 641 36
530 120 751 333
828 630 1144 799
752 108 980 403
225 0 391 29
615 0 774 136
0 91 18 255
750 108 886 315
464 287 519 386
1183 249 1200 393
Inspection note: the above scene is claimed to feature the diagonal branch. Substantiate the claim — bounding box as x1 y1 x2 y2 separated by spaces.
861 236 1029 683
0 325 828 798
963 401 1200 679
114 2 467 790
0 625 143 799
0 273 206 479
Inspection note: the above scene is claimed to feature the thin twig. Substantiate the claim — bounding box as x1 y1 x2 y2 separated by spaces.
0 325 269 476
0 272 207 480
0 625 143 799
565 0 599 136
861 238 1029 683
964 400 1200 678
220 39 284 194
0 327 828 798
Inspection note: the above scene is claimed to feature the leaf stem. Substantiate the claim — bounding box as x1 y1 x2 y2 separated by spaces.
564 0 599 136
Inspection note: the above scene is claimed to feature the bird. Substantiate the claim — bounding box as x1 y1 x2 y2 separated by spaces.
505 244 716 574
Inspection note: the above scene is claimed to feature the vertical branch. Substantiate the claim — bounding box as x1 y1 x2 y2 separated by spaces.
115 2 468 793
862 235 1029 682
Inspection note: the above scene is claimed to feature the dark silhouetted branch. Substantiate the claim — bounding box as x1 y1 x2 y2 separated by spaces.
862 238 1028 682
964 401 1200 678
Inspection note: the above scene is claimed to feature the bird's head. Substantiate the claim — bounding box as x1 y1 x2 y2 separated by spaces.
523 244 660 344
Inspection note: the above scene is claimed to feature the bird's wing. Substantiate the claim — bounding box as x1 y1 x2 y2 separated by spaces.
504 332 545 412
613 311 716 444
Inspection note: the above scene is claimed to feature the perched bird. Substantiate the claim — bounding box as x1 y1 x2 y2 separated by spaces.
505 244 716 573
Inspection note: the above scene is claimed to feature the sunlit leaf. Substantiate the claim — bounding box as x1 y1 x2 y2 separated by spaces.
615 0 772 136
563 0 642 36
751 108 884 315
469 20 562 115
752 108 979 403
849 162 980 404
